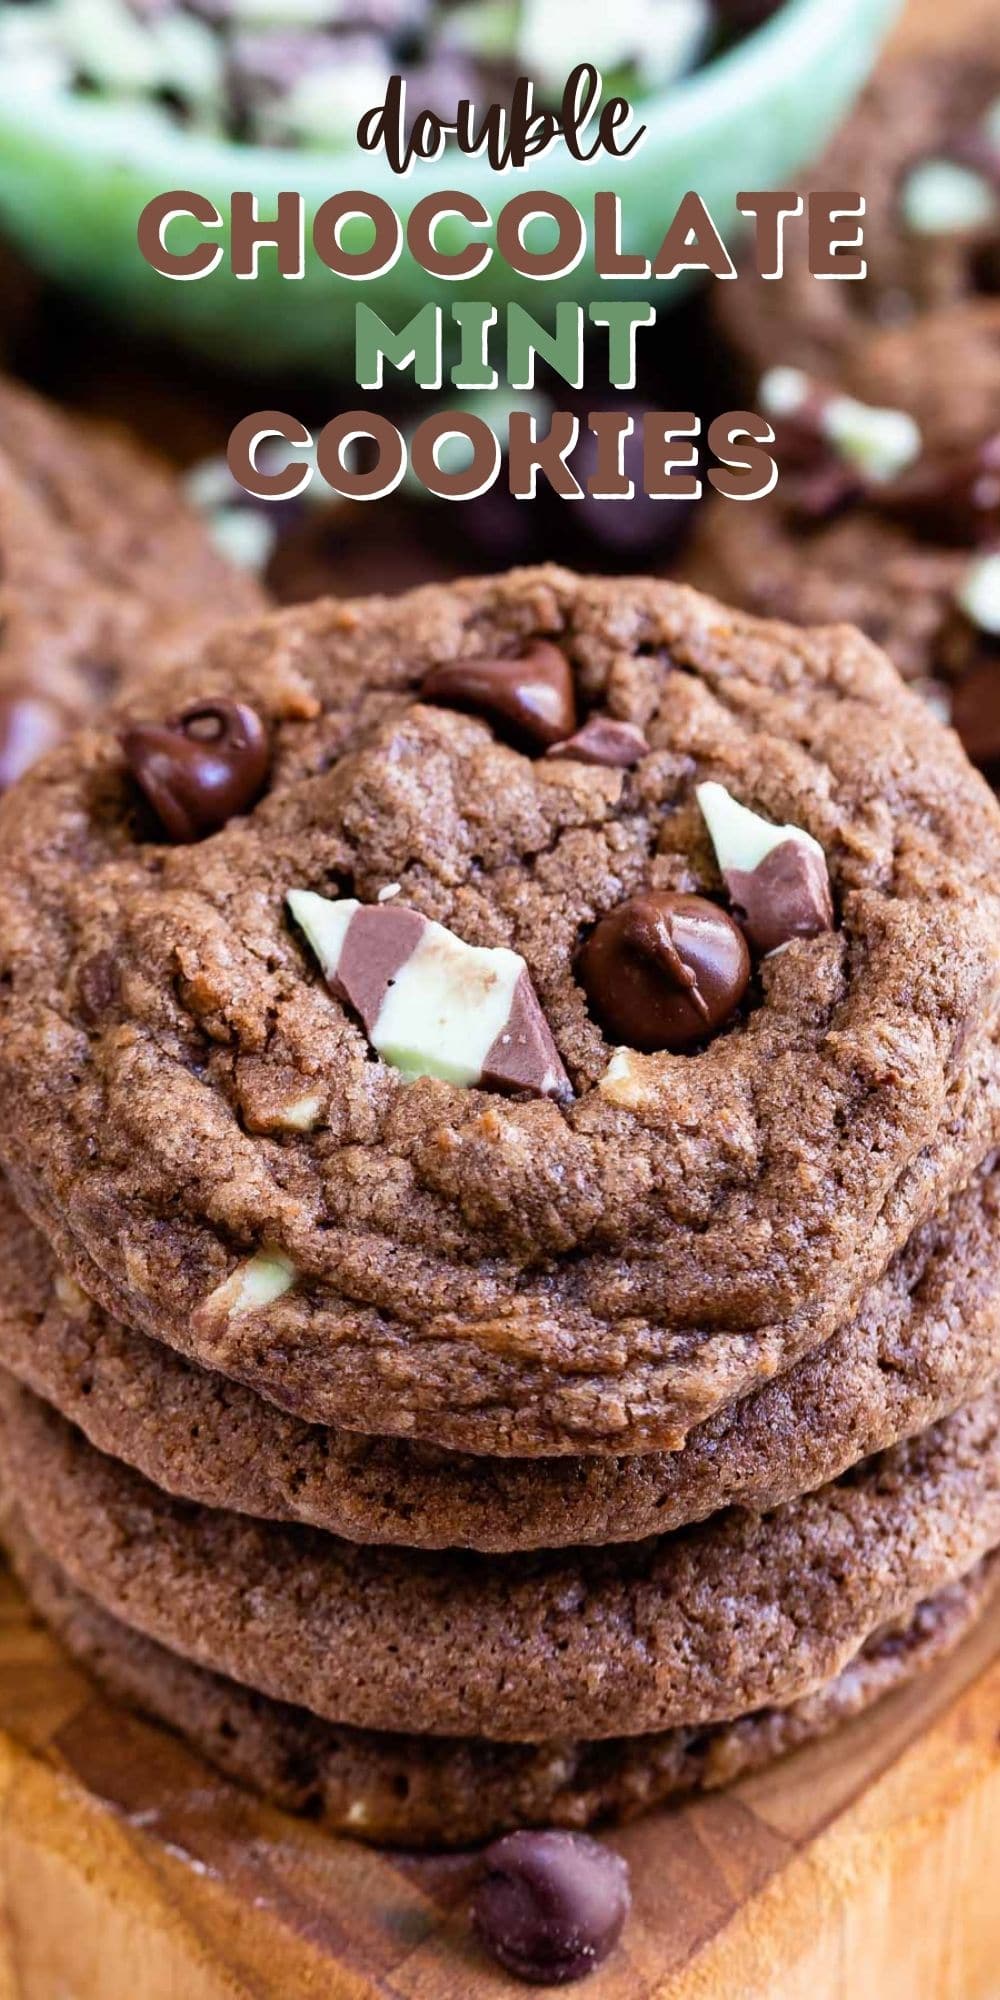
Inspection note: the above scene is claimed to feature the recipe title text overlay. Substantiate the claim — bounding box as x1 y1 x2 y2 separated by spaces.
136 66 866 507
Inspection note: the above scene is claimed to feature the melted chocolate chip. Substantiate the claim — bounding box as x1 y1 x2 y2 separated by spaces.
0 691 65 792
121 698 271 842
578 891 750 1053
421 640 576 750
474 1831 630 1985
546 718 648 768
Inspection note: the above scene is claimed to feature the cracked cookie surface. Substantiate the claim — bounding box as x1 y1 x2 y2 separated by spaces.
2 568 1000 1454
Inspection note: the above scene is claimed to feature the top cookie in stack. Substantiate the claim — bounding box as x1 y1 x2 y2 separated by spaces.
0 371 265 791
687 50 1000 775
1 567 999 1853
0 566 998 1457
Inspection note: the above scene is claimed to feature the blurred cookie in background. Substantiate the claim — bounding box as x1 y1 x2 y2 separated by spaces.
0 372 266 792
716 52 1000 390
683 350 1000 777
185 383 705 605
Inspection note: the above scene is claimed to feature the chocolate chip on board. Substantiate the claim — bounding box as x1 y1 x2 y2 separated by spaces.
473 1831 631 1985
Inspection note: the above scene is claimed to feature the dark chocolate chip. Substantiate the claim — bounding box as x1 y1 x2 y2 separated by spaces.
712 0 783 21
949 126 1000 194
0 691 65 792
724 840 834 957
881 433 1000 546
76 951 121 1026
578 891 750 1052
121 697 271 842
546 718 648 768
951 658 1000 777
421 641 576 750
771 397 863 521
474 1831 630 1985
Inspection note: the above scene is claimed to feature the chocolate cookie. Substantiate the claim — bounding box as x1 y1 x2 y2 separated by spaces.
682 503 1000 750
691 55 1000 758
7 1509 994 1849
4 1378 999 1742
0 372 264 791
683 358 1000 765
718 55 1000 390
4 1160 1000 1551
1 570 999 1457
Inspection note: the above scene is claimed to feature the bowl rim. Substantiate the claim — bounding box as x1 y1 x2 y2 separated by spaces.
0 0 900 197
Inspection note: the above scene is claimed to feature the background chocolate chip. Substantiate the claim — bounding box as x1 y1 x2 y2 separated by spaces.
578 891 751 1052
473 1830 630 1985
421 641 576 750
711 0 784 23
882 433 1000 546
121 697 271 843
0 691 65 793
951 658 1000 777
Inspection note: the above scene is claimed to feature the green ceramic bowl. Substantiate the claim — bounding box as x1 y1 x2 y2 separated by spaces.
0 0 901 375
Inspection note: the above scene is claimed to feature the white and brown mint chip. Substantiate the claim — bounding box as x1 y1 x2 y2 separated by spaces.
697 781 833 957
288 890 571 1100
759 370 1000 548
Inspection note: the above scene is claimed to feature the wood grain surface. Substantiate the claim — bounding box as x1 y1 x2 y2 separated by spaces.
0 1567 996 1998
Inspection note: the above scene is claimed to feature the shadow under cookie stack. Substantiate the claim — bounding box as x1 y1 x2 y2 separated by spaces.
0 556 998 1853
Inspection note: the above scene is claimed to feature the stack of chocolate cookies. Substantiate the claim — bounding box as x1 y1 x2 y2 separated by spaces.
687 47 1000 781
0 567 998 1850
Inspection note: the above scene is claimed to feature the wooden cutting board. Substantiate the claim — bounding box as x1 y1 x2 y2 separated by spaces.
0 1561 996 2000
